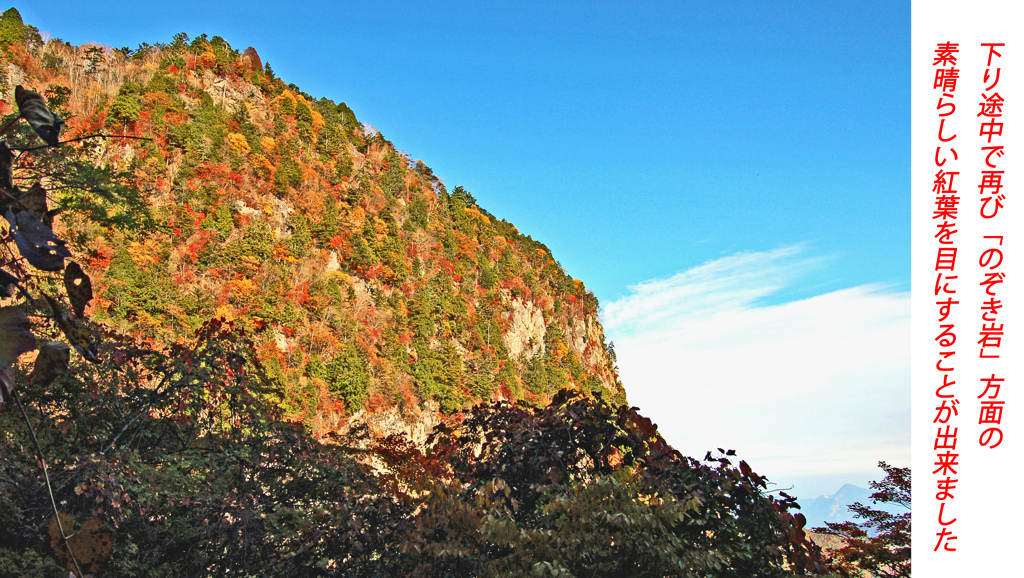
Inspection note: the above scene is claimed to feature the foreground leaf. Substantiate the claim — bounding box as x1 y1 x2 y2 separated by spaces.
63 262 93 318
0 305 36 368
0 267 17 297
0 364 13 404
4 209 72 271
48 514 113 575
16 85 65 147
18 182 57 227
44 294 98 362
29 341 70 387
0 142 12 197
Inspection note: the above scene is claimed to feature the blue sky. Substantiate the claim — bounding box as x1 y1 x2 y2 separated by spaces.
20 0 909 302
18 1 911 499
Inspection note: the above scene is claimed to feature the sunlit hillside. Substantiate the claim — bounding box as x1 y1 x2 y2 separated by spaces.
2 14 623 437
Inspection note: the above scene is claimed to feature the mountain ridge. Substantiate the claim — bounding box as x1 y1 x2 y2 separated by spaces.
0 10 846 575
801 483 907 530
1 20 625 436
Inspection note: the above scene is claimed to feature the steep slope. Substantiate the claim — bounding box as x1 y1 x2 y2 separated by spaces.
0 14 839 576
0 22 624 435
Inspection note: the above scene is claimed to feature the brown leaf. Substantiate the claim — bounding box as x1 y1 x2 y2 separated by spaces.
0 267 17 298
44 294 98 363
0 365 14 405
0 143 13 200
15 85 64 147
48 514 114 574
29 341 70 387
0 305 36 368
17 182 52 226
72 518 113 574
791 527 806 544
4 209 72 271
48 512 75 556
63 262 93 318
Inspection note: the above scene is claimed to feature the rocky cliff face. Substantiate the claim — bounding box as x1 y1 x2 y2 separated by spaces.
2 31 625 439
502 295 546 359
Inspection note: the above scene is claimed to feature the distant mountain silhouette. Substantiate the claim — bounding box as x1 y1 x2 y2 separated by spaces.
801 483 906 530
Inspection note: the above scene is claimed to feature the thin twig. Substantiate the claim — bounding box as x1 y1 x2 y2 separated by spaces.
0 268 36 304
12 389 85 578
101 372 173 454
8 132 153 152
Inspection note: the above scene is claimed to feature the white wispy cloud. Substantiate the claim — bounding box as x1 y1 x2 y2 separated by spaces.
602 245 909 498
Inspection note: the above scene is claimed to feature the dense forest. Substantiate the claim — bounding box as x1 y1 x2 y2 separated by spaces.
0 8 907 576
2 5 626 432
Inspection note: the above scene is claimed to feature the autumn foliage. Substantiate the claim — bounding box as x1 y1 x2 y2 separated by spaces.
0 11 843 576
0 16 626 435
812 462 911 578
